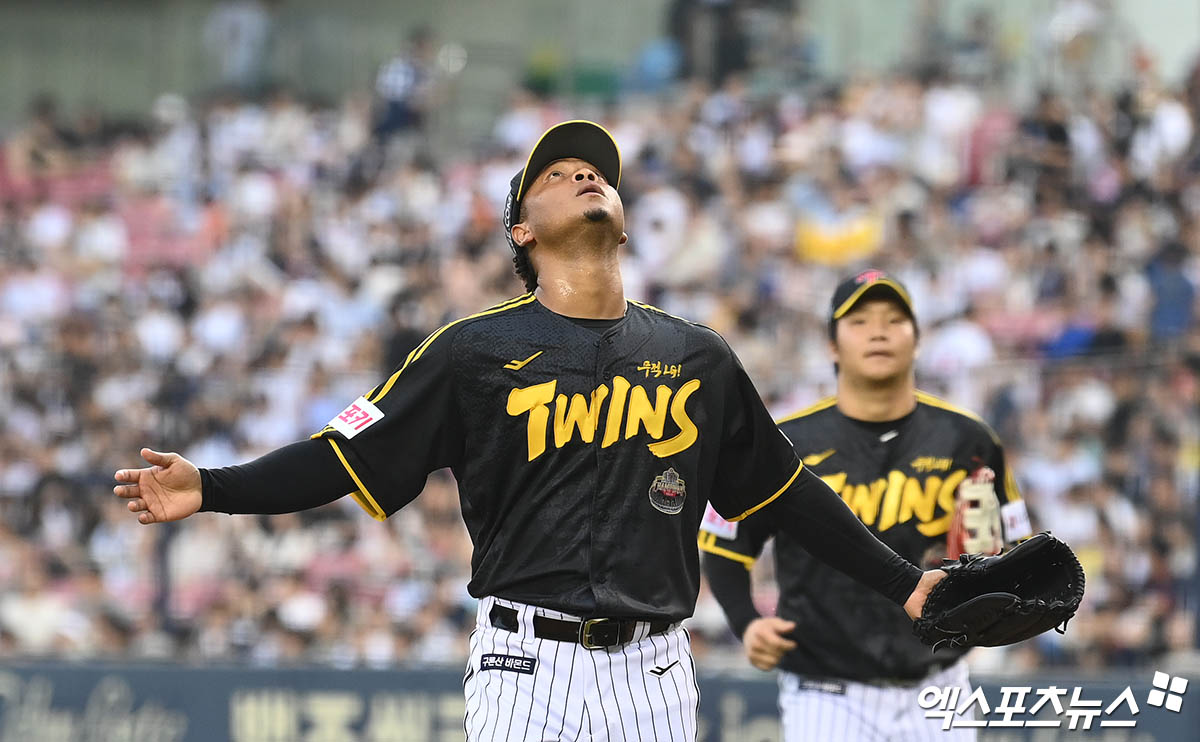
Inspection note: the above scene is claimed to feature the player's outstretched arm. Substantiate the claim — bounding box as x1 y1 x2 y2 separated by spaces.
757 465 929 612
113 448 203 524
113 440 355 522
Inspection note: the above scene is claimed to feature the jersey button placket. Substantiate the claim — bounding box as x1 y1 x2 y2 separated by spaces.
591 331 617 602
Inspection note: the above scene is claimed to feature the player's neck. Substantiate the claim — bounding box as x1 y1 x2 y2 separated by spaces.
534 252 626 319
835 376 917 422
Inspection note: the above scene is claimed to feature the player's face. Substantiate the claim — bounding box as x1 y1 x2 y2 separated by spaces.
517 158 626 244
831 298 917 384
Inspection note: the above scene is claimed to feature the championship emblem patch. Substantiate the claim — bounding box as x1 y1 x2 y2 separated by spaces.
649 468 687 515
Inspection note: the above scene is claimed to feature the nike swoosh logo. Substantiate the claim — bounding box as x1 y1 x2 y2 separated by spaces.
648 660 680 677
802 448 836 467
504 351 544 371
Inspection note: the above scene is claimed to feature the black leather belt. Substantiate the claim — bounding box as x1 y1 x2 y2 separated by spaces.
489 604 675 650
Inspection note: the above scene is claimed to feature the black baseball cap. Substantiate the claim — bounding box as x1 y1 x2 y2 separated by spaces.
502 120 622 253
829 269 917 334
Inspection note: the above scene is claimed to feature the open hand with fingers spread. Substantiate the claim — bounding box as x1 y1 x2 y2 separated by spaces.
742 617 798 671
112 448 203 524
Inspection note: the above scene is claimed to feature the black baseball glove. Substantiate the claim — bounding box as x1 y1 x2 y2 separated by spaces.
913 532 1085 650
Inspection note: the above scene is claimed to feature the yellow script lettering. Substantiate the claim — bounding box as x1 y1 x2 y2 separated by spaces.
846 479 887 526
507 380 557 461
918 469 966 537
877 470 907 532
625 384 672 440
510 377 703 460
602 375 630 448
649 379 701 457
899 474 939 525
553 385 610 448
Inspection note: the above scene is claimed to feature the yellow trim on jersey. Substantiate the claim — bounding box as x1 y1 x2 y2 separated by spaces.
325 438 387 522
915 389 1024 502
914 390 1002 445
726 461 804 522
697 531 755 569
1003 467 1022 503
776 396 837 425
310 297 530 440
368 293 536 405
628 298 690 323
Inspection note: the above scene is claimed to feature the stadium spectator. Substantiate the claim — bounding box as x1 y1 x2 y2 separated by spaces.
201 0 279 95
372 26 442 143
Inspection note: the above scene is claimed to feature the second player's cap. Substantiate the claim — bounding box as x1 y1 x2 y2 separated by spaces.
503 120 622 253
829 269 916 322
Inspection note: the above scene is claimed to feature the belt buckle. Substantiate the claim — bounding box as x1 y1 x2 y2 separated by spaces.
579 618 620 650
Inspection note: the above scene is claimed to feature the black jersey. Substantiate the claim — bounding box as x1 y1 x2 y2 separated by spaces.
699 393 1031 682
312 294 802 622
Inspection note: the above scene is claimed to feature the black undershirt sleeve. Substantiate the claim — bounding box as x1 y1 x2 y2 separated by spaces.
702 553 760 640
199 439 355 515
763 465 923 607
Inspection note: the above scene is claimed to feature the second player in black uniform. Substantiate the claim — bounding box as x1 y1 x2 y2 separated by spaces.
114 125 946 741
702 271 1033 741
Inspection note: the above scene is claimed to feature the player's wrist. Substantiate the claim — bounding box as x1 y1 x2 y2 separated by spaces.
196 468 215 512
736 614 764 642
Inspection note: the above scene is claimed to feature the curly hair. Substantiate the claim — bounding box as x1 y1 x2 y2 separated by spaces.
511 202 537 292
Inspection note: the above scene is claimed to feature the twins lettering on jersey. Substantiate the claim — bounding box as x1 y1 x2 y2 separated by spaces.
818 468 969 537
507 375 701 462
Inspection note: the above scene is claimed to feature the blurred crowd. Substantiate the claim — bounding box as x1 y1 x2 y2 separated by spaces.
1 11 1198 676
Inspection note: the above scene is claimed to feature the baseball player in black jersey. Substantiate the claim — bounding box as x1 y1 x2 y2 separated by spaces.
113 123 947 741
701 270 1034 742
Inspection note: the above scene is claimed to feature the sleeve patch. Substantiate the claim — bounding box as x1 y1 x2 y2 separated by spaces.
329 396 385 439
699 502 738 540
1000 500 1033 542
